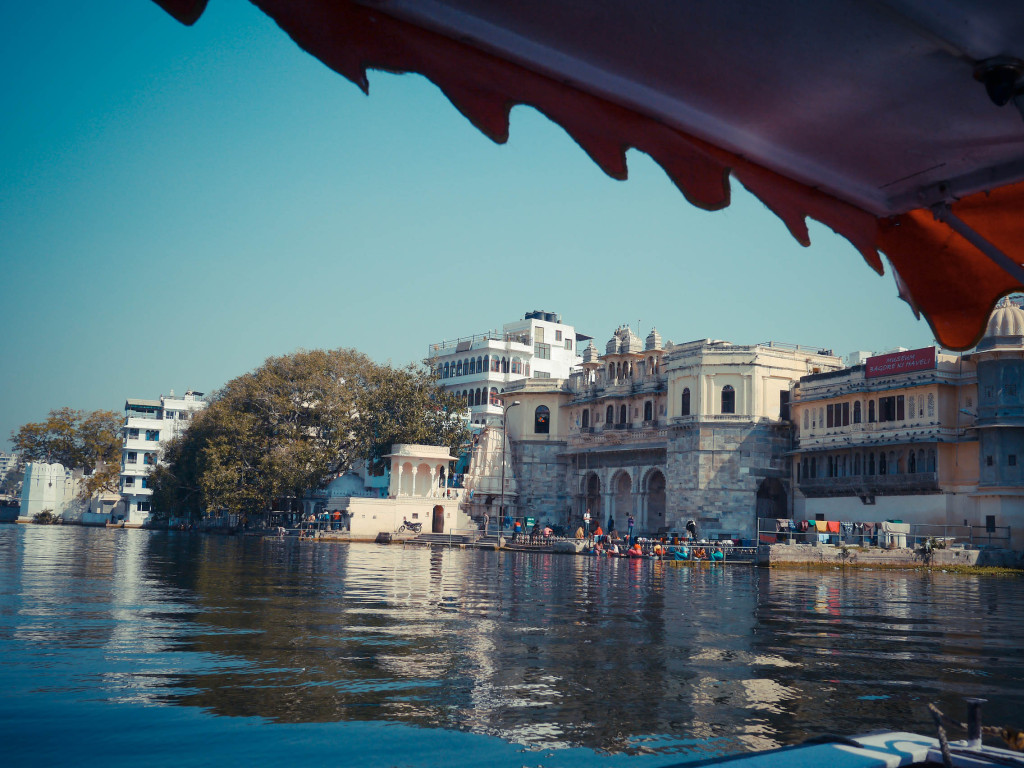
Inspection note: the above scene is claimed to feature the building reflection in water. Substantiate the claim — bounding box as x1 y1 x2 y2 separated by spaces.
1 527 1022 757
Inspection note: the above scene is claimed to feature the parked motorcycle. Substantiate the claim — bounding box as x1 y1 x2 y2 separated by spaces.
397 518 422 534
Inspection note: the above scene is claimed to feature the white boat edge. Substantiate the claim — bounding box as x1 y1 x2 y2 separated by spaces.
669 731 1024 767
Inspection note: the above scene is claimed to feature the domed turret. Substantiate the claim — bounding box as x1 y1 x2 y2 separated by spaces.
645 327 663 351
605 329 621 355
977 300 1024 351
619 328 644 354
582 340 599 364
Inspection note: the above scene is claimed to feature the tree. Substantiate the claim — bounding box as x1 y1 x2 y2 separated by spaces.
353 362 470 473
149 348 469 520
11 408 122 498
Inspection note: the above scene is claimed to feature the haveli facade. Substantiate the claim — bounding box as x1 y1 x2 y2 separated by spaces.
498 326 842 541
428 310 589 426
791 301 1024 549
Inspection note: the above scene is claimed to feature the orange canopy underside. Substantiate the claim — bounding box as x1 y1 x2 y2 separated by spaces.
156 0 1024 350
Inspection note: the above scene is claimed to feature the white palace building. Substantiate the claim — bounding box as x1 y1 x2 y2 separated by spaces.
428 310 590 426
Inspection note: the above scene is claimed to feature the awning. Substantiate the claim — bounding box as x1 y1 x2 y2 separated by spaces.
154 0 1024 350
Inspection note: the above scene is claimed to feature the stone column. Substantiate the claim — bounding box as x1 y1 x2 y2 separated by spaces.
394 461 403 497
429 467 437 497
410 466 419 497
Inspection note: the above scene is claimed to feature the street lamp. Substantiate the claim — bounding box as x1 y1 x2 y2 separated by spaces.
499 400 521 542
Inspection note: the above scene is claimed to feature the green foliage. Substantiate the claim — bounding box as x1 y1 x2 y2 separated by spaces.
149 348 469 519
11 408 122 498
32 510 58 525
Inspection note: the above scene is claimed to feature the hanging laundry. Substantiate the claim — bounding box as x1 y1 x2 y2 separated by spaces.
826 520 840 534
814 520 828 533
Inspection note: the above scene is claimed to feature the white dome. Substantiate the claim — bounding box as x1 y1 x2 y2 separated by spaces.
977 300 1024 350
986 302 1024 337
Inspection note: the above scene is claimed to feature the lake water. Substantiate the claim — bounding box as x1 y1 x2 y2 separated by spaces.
2 525 1022 767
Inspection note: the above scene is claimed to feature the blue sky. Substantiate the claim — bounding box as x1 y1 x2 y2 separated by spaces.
0 0 937 451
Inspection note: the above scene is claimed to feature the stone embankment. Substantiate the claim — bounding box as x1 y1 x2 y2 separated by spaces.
762 542 1023 569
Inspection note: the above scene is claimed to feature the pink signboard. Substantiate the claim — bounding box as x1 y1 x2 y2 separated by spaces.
865 346 936 378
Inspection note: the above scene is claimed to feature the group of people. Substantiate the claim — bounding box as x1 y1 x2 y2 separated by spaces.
299 509 349 539
586 538 726 562
508 518 554 543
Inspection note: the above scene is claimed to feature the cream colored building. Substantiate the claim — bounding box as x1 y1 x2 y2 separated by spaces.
791 302 1024 549
791 348 977 524
493 327 842 541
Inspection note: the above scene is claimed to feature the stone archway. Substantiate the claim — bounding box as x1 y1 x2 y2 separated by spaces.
645 469 666 533
582 472 601 521
432 504 445 533
756 477 787 519
612 471 632 528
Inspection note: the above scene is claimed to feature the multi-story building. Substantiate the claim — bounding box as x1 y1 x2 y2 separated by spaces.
790 301 1024 549
0 452 19 486
428 310 589 426
121 389 206 525
493 327 842 541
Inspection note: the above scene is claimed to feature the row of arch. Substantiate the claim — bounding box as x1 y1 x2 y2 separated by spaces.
605 356 662 380
580 401 658 427
441 355 528 378
458 387 502 407
800 447 937 479
579 468 666 531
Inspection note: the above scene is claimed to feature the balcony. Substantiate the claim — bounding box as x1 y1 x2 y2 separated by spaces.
798 472 940 497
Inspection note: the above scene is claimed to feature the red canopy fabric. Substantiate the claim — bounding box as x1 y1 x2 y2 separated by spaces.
154 0 1024 350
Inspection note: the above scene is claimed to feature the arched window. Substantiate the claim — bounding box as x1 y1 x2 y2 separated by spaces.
443 362 450 378
534 405 550 434
682 388 691 416
582 410 590 428
456 360 463 376
606 405 614 423
927 449 936 472
608 363 614 379
878 452 887 475
868 400 875 422
853 401 861 423
483 355 490 372
908 451 916 473
854 454 861 475
619 404 627 424
721 385 735 414
644 401 653 421
476 388 483 406
490 387 499 405
502 357 509 373
477 356 483 373
469 358 475 374
511 357 522 374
